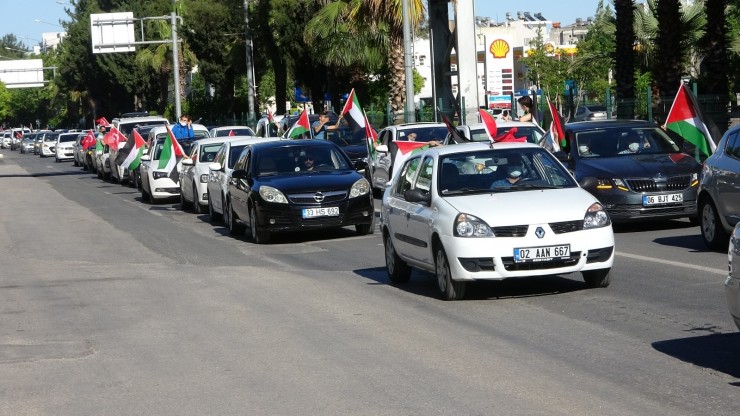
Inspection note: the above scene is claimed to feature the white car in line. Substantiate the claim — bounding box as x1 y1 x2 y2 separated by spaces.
108 115 169 184
39 132 60 157
206 137 281 223
139 124 208 203
54 132 81 162
209 125 255 138
179 136 242 214
380 142 615 300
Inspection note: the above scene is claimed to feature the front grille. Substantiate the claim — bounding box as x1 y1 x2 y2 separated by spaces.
626 179 657 192
300 216 343 227
288 190 347 205
626 175 692 192
501 253 581 271
491 225 528 237
666 175 691 191
549 220 583 234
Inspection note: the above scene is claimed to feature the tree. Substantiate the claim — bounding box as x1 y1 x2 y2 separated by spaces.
699 0 728 98
654 0 683 97
614 0 636 118
570 1 615 102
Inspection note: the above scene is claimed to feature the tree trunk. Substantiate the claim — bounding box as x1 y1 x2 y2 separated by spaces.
654 0 682 98
701 0 728 97
389 38 406 115
614 0 636 119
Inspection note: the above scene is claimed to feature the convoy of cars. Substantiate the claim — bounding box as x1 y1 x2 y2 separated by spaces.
2 111 738 308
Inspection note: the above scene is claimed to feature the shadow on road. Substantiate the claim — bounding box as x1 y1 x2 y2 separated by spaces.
652 332 740 380
613 219 696 234
354 267 587 301
0 171 84 178
652 234 711 252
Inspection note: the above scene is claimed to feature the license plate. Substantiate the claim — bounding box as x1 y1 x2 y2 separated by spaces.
514 244 570 263
302 207 339 218
642 193 683 206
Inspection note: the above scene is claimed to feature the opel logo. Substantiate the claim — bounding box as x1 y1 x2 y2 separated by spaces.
314 192 325 202
535 227 545 239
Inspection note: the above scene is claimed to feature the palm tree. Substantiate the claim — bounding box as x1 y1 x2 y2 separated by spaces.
654 0 683 97
614 0 636 119
700 0 728 97
305 0 425 114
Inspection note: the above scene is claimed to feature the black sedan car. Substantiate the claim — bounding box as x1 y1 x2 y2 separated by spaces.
558 120 701 223
225 140 375 243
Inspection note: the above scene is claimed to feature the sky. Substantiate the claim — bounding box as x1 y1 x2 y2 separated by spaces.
1 0 602 51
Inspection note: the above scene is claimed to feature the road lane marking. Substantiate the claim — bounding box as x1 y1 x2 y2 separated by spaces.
616 251 725 276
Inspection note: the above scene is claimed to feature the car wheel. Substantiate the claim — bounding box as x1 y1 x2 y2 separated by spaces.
208 192 222 223
249 205 270 244
436 244 466 300
700 199 728 250
192 182 203 214
582 268 611 288
180 187 191 211
384 232 411 283
225 199 245 236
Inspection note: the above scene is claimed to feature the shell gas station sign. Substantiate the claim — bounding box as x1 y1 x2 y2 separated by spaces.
484 35 514 109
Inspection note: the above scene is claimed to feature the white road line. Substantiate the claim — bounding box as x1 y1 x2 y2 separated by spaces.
616 251 725 276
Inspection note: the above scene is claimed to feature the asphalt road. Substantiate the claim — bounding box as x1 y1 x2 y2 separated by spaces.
1 149 739 415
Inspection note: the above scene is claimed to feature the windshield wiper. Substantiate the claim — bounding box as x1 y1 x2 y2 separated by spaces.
443 187 495 195
514 183 560 190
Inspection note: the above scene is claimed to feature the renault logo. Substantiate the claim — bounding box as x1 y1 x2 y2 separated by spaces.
535 227 545 239
314 192 325 202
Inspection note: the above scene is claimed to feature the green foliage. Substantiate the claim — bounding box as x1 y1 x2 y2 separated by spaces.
519 29 569 99
571 2 615 101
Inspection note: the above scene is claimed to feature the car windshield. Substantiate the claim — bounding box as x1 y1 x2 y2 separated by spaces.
228 145 247 168
214 128 254 137
44 135 58 142
438 147 577 195
398 127 448 143
574 126 681 158
326 127 367 147
468 126 543 144
254 145 352 177
199 143 222 163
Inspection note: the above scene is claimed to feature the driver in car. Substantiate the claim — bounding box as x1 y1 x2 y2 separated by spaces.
491 166 523 188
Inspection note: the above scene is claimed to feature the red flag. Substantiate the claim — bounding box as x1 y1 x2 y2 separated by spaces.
81 130 96 150
547 98 565 152
228 130 235 136
286 109 311 138
478 109 498 142
395 141 429 155
96 117 110 127
266 108 275 123
103 126 126 150
492 127 527 143
363 110 378 144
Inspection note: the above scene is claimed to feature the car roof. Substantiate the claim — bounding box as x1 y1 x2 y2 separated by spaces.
211 126 252 131
565 119 659 131
149 123 208 134
249 138 336 151
384 122 447 131
193 137 244 146
114 115 168 124
225 137 282 148
424 141 542 157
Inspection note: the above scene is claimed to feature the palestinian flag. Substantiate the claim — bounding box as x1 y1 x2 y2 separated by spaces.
341 88 366 131
665 82 716 160
158 125 186 181
363 109 379 161
439 110 467 143
115 128 146 170
546 98 565 152
391 141 432 179
286 109 311 139
81 130 96 150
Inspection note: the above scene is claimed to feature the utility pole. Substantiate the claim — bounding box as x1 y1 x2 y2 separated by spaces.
171 5 181 119
243 0 256 126
402 0 415 122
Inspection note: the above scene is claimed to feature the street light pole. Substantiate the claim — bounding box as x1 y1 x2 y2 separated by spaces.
243 0 256 127
402 0 416 122
171 6 182 118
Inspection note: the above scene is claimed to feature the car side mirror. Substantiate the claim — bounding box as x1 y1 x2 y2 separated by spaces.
404 188 431 205
354 159 368 171
375 144 389 153
552 150 568 164
140 154 150 161
231 169 248 180
579 176 598 190
182 158 194 166
209 162 222 172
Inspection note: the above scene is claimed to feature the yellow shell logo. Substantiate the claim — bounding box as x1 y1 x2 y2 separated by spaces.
489 39 510 59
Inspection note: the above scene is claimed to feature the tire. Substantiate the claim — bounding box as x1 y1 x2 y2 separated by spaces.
192 183 203 214
208 192 222 223
355 212 375 235
384 232 411 283
436 244 466 300
249 205 270 244
700 198 729 250
225 200 245 236
582 268 611 288
180 187 191 211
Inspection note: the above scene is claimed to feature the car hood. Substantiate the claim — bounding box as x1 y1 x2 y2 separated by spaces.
258 171 362 193
441 187 599 225
576 153 699 179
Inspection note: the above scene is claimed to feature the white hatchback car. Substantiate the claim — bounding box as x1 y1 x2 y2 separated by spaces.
381 142 615 300
55 132 81 162
180 136 242 213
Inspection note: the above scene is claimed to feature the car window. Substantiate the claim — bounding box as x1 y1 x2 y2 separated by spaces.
724 132 740 160
575 126 679 158
415 156 434 195
234 148 250 171
213 145 226 166
469 126 542 144
398 127 448 143
214 128 254 137
118 120 167 136
393 157 421 197
199 143 222 163
228 145 247 168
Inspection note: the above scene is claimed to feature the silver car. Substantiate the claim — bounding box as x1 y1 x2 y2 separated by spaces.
726 223 740 330
697 123 740 250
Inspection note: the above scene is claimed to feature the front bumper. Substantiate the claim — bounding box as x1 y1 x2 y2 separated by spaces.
255 194 374 233
593 187 697 222
150 176 180 199
56 148 75 159
726 274 740 331
440 225 615 281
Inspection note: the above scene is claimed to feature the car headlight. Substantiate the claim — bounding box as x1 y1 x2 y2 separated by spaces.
349 178 370 198
200 174 209 183
259 185 288 204
691 172 698 187
454 213 494 237
583 202 611 229
152 171 169 179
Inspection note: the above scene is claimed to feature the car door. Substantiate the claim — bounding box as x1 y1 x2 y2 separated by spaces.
405 156 436 265
717 131 740 226
373 129 393 188
208 144 227 212
229 148 251 221
386 156 422 260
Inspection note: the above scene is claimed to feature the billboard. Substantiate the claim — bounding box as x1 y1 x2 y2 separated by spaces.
484 35 515 109
91 12 136 53
0 59 45 88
